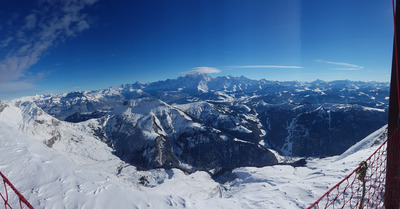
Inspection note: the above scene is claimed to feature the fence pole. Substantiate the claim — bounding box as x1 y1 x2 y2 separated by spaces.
385 0 400 207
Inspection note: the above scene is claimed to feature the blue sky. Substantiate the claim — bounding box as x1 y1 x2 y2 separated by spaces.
0 0 394 99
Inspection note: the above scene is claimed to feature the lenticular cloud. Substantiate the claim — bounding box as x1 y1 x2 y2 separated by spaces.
184 67 221 74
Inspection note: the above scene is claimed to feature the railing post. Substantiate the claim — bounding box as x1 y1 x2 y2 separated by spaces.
386 0 400 207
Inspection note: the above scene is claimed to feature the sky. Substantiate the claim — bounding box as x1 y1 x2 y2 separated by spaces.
0 0 395 99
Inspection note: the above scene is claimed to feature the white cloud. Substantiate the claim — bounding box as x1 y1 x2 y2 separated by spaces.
333 68 361 71
0 72 44 99
225 65 303 69
24 13 37 30
77 20 90 32
183 67 221 74
0 81 36 94
316 59 364 70
181 65 303 75
1 37 13 47
0 0 97 97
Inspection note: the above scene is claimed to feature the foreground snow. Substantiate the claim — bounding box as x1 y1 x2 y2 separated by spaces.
0 120 387 208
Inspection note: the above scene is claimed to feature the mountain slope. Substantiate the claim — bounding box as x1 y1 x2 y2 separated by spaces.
0 119 387 208
0 121 179 209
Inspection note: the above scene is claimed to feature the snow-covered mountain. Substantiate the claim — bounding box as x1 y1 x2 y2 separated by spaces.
0 110 387 208
29 74 388 159
0 74 388 173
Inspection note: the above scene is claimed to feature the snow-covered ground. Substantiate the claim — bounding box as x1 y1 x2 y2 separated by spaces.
0 109 387 209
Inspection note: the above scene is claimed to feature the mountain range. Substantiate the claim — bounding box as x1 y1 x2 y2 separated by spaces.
0 74 389 172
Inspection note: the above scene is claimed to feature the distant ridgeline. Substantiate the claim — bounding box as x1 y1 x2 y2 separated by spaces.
31 74 388 171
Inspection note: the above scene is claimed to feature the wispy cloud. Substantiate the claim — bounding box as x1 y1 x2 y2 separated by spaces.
24 13 37 30
1 37 14 47
224 65 303 69
0 81 36 94
183 67 221 74
332 68 361 71
0 0 97 97
316 59 364 70
181 65 303 75
0 72 44 99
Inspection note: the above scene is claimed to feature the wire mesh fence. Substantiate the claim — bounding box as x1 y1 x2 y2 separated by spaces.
0 172 33 209
307 135 387 209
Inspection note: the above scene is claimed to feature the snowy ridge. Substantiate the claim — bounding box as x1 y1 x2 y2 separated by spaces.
337 125 387 160
0 100 115 166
